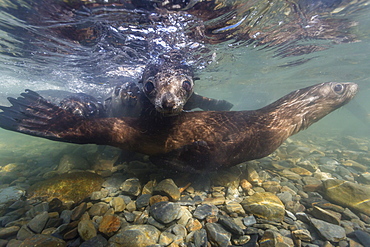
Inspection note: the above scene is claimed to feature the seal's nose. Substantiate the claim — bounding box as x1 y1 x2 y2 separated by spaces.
161 93 176 110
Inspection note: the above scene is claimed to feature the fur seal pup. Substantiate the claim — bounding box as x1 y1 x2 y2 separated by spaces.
60 52 234 118
0 82 357 172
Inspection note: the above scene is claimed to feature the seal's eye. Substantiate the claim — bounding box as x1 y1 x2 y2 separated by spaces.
333 83 344 94
144 81 155 93
182 80 192 92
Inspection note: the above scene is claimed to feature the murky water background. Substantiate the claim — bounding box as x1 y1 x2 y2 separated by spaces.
0 0 369 168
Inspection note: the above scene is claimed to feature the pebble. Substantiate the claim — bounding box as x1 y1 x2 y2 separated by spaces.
153 179 180 201
108 225 160 247
218 215 244 236
2 134 370 247
27 211 49 233
110 196 126 212
98 215 121 237
0 225 19 238
310 218 346 242
241 192 285 222
205 222 231 247
322 179 370 215
19 234 66 247
149 201 181 224
78 218 97 241
120 178 142 197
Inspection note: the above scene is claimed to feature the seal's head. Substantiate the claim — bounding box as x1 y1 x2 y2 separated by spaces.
140 52 195 116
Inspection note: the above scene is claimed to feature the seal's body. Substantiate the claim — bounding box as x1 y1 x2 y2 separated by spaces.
0 82 357 172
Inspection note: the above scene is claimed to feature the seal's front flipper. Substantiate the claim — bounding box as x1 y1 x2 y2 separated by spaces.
0 89 87 141
184 93 233 111
150 140 219 173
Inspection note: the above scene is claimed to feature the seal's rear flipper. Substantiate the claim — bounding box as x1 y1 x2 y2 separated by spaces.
0 89 85 142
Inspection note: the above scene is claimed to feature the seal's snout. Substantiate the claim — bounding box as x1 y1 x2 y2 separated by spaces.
156 92 183 115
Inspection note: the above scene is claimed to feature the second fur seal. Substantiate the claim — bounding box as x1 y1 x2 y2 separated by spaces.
0 82 357 172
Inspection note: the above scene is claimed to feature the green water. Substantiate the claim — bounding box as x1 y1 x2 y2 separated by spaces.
0 0 370 170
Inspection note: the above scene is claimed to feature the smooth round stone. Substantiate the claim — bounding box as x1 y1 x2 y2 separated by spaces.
78 219 97 241
27 172 103 203
276 191 293 205
310 218 346 242
19 234 66 247
205 223 231 247
322 179 370 216
150 201 181 224
277 169 302 181
108 225 160 247
120 178 142 197
153 179 180 201
241 192 285 222
193 204 219 220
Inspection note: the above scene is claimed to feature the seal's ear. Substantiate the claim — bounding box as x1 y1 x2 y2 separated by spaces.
193 77 200 81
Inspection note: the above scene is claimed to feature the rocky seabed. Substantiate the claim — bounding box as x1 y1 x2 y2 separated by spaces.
0 135 370 247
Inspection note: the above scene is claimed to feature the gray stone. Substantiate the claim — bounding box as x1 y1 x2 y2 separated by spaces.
16 225 34 241
27 211 49 234
136 194 151 209
120 178 142 197
60 210 72 224
193 204 219 220
310 218 346 242
243 215 257 226
150 201 181 224
108 225 160 247
147 216 166 230
0 187 24 208
205 223 231 247
218 215 244 236
193 229 207 247
277 191 293 205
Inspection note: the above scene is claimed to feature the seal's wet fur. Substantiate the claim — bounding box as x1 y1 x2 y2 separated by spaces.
0 82 358 172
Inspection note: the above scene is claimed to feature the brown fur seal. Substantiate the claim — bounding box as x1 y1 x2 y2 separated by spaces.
0 82 357 172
